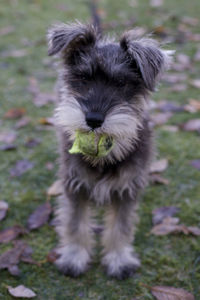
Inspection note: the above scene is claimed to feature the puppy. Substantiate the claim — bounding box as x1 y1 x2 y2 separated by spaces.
47 22 172 279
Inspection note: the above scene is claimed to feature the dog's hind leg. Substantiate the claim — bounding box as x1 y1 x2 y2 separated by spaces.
55 188 94 276
101 193 140 279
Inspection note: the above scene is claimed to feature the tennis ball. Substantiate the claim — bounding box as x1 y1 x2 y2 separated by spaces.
69 131 114 157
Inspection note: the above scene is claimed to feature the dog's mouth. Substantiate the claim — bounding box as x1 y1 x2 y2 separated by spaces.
69 130 114 158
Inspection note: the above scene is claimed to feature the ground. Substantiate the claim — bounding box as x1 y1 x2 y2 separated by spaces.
0 0 200 299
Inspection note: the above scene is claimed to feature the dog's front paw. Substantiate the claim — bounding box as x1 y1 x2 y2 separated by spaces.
102 247 140 279
55 244 90 277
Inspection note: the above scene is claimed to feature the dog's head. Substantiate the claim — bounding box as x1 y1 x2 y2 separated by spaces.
48 22 173 165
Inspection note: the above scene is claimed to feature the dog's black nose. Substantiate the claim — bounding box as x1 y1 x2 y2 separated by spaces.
86 112 104 129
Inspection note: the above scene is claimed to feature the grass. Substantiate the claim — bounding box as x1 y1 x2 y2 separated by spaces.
0 0 200 299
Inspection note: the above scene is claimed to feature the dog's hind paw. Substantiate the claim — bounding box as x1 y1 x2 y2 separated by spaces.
55 244 90 277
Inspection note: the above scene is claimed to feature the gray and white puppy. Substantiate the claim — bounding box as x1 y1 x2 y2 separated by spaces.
47 22 172 279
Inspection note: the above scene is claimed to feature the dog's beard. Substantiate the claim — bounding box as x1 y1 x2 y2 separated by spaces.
55 87 144 165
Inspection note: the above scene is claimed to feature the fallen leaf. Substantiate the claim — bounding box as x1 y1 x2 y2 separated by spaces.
150 159 168 173
151 217 200 236
181 16 199 26
39 117 55 126
47 180 63 197
194 48 200 61
24 138 41 148
189 33 200 42
151 285 194 300
45 162 54 170
33 93 56 107
20 244 40 266
0 144 17 151
0 26 15 36
28 77 56 107
0 130 17 143
187 226 200 236
170 83 187 92
180 119 200 131
152 206 180 225
0 225 27 243
161 125 179 132
151 218 187 236
8 285 36 298
1 49 28 58
150 174 169 185
15 117 30 129
151 112 173 126
0 240 26 276
190 79 200 89
184 99 200 113
92 224 104 234
0 201 9 221
157 101 184 113
162 73 187 84
10 160 34 177
150 0 163 7
4 108 26 119
47 249 60 263
176 53 191 68
27 202 52 230
190 159 200 170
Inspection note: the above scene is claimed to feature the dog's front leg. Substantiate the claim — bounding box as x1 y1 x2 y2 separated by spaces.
55 189 94 276
102 193 140 279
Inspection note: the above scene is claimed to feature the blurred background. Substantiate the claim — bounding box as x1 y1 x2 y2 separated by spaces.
0 0 200 299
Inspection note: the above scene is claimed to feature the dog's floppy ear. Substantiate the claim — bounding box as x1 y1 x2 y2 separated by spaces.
47 21 97 56
120 30 174 91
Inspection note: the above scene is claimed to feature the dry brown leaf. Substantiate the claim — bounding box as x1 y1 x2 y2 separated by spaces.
8 285 36 298
151 285 194 300
47 249 60 263
4 108 26 119
10 160 35 177
0 26 15 36
181 16 199 26
0 225 27 243
0 200 9 221
150 0 163 7
47 180 63 197
151 112 173 126
157 101 183 113
180 119 200 131
150 174 169 185
185 99 200 113
190 79 200 89
170 83 187 92
190 159 200 170
0 130 17 144
162 73 187 84
187 226 200 236
150 159 168 173
152 207 180 225
0 144 17 151
161 125 179 132
176 53 191 68
27 202 52 230
194 48 200 61
1 49 28 58
15 117 30 129
0 240 26 276
39 117 55 126
151 217 200 236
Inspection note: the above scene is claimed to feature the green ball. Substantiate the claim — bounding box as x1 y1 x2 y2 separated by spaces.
69 131 114 157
